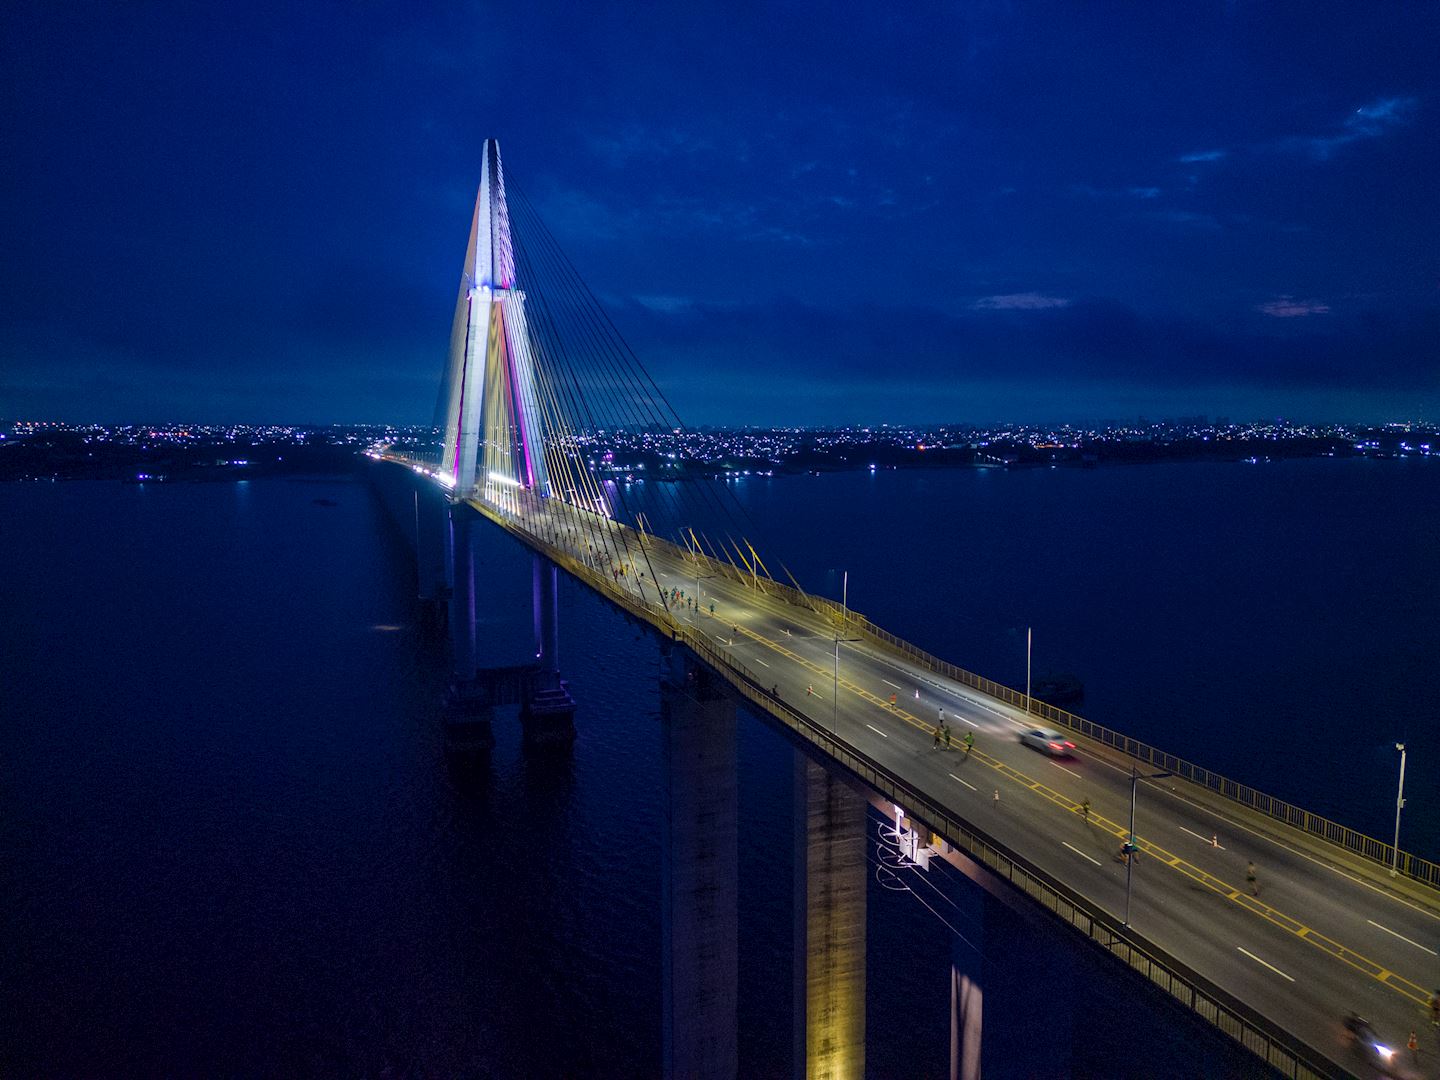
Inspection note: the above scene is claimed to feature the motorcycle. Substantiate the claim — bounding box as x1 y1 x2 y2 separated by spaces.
1343 1013 1403 1076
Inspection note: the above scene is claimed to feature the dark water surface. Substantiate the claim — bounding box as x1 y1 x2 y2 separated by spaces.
3 459 1436 1076
705 458 1440 858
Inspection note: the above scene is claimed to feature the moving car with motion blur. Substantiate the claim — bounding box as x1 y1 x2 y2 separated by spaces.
1019 727 1076 757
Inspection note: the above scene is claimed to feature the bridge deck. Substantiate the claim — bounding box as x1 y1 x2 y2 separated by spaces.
441 480 1439 1079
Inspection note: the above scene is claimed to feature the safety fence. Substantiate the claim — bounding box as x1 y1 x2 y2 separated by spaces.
391 452 1438 889
438 480 1347 1077
679 629 1344 1080
829 606 1440 891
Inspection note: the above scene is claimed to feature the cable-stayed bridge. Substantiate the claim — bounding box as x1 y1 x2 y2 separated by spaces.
374 141 1440 1080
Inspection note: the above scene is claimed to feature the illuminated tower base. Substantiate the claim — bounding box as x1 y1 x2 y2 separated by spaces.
794 756 866 1080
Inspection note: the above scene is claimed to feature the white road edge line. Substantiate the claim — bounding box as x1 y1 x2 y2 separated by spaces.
865 724 890 738
1236 947 1295 982
1063 842 1102 866
1367 920 1438 955
1179 826 1225 850
949 773 977 791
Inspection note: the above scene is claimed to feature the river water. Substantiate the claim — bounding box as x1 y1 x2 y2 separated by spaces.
2 458 1435 1076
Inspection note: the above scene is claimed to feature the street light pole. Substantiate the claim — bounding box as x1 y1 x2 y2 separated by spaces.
1025 626 1032 716
1124 767 1173 928
1391 743 1407 877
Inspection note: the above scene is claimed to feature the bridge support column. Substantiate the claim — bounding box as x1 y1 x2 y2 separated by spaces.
414 489 450 635
948 873 1075 1080
793 756 866 1080
443 507 493 752
520 554 574 747
660 650 738 1080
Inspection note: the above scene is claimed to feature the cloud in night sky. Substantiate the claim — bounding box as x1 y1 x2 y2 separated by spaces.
1257 297 1331 319
2 3 1437 424
973 293 1072 311
1286 96 1419 161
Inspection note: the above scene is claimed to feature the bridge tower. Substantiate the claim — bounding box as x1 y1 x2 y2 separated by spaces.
440 139 550 503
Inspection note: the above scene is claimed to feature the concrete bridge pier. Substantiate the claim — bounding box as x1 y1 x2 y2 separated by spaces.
442 508 494 752
660 648 738 1080
947 869 1076 1080
793 756 866 1080
414 489 450 636
520 554 575 747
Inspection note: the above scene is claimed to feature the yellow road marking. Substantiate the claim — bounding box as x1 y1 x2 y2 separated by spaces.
731 619 1434 1008
462 520 1436 1013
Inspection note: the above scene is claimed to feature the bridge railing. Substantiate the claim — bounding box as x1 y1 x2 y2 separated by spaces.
401 454 1439 891
442 478 1343 1077
676 627 1342 1080
834 608 1440 891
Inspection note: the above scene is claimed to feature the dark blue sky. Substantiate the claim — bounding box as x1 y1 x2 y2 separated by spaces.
4 2 1437 425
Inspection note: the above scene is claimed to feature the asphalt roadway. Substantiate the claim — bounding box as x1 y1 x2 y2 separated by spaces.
480 497 1440 1079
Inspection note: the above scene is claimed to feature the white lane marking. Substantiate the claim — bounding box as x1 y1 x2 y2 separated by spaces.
865 724 890 738
683 569 1440 937
1156 785 1440 926
1063 842 1102 866
1367 920 1438 955
712 635 731 645
753 657 771 668
949 773 977 791
1236 947 1295 982
1180 826 1225 850
1050 761 1080 778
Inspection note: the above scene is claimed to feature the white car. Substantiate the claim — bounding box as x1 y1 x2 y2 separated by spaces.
1019 727 1076 757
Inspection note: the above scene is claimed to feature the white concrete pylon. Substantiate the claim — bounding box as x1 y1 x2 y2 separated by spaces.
440 139 548 498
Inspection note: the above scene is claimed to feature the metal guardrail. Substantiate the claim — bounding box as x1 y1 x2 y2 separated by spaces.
828 608 1440 892
380 457 1436 888
676 626 1343 1080
387 471 1345 1077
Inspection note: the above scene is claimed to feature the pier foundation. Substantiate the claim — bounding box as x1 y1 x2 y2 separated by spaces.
661 650 738 1080
794 756 866 1080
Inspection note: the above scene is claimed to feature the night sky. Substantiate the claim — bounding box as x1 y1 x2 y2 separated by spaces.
4 2 1437 426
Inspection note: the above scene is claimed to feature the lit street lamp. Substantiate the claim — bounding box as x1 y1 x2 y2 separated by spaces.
1391 743 1407 877
1025 626 1032 716
832 571 858 733
1124 766 1173 928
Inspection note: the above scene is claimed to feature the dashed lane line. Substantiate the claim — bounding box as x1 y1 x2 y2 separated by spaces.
1180 826 1225 850
1367 920 1437 955
866 724 890 739
1237 947 1295 982
949 773 977 791
969 746 1434 1007
1063 842 1102 867
730 617 1435 1008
